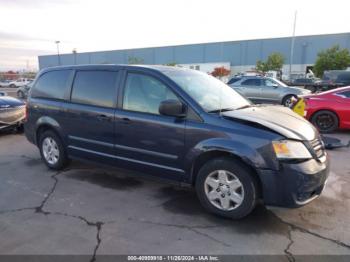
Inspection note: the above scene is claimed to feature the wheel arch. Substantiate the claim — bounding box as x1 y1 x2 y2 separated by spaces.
35 116 64 146
189 150 263 198
281 94 297 104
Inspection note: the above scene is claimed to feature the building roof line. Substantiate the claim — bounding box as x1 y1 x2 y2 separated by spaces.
39 32 350 58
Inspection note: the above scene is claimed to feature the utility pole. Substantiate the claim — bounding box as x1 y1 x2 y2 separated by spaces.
289 11 297 80
55 40 61 65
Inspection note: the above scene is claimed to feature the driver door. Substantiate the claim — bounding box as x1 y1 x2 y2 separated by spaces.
114 70 186 178
260 78 281 103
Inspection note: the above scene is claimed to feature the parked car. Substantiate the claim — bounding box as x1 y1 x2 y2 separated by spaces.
17 82 33 99
227 76 242 85
24 65 329 219
0 80 11 87
303 86 350 132
291 78 315 86
0 96 26 131
0 91 8 96
287 78 322 93
229 76 311 106
1 78 32 88
313 70 350 93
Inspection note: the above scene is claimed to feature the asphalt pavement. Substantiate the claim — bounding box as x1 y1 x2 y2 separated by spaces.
0 132 349 261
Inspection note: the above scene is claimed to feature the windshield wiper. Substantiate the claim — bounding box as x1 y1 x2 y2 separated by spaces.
235 105 252 110
208 108 236 113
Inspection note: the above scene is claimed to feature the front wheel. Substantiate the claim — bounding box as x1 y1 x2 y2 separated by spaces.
17 91 24 99
39 130 69 170
9 84 16 88
282 95 297 107
195 157 258 219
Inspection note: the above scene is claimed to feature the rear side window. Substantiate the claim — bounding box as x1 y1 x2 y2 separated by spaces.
71 71 118 108
241 78 261 86
32 70 71 99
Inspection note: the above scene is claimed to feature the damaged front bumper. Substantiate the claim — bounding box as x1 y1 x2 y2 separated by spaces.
257 155 330 207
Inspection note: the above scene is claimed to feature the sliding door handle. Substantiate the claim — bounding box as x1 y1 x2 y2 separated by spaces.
97 114 111 122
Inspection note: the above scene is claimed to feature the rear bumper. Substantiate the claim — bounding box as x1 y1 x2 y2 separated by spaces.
24 122 36 145
0 117 26 130
257 155 330 207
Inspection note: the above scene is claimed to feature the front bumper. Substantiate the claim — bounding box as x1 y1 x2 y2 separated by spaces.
257 155 330 207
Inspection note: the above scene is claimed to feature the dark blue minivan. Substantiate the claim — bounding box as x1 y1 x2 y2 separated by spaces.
24 65 329 219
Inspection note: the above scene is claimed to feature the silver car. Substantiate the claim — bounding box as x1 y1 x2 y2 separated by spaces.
229 76 311 106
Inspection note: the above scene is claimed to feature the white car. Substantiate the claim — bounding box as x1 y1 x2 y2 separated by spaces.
1 78 32 88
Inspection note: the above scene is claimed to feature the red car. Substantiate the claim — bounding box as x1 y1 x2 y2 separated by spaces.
304 86 350 132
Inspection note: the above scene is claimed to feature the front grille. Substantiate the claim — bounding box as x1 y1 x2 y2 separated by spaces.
0 105 25 124
309 137 325 159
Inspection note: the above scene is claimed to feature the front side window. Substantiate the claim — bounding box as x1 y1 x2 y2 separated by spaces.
241 78 261 86
337 91 350 98
123 73 179 115
264 79 278 87
71 70 118 108
32 70 72 99
163 69 250 112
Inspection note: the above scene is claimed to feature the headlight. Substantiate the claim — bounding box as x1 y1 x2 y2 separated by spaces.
272 140 312 159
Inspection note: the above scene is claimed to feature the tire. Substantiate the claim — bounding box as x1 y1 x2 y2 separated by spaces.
39 130 69 170
17 91 24 99
9 84 16 88
13 124 24 133
311 110 338 133
195 157 258 219
305 85 316 93
282 95 297 107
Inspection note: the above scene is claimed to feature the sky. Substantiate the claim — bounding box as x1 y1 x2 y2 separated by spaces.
0 0 349 71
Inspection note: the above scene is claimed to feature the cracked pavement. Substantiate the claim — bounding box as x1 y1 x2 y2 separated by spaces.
0 132 350 261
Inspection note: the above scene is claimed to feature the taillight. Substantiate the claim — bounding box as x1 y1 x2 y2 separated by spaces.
24 102 28 121
304 98 308 109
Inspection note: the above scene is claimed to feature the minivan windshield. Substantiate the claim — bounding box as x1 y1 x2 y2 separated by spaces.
163 69 251 112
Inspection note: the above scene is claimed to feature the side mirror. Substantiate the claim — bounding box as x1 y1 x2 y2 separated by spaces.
159 99 186 118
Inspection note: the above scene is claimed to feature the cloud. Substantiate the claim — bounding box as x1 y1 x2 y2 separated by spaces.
0 32 54 70
0 0 73 8
0 31 53 43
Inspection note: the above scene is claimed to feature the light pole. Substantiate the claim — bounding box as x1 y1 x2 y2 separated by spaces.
55 40 61 65
72 48 77 65
289 11 297 80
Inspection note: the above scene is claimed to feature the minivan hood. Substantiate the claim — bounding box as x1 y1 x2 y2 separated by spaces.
222 105 317 141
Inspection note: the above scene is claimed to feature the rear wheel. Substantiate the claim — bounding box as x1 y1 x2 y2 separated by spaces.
39 130 69 170
9 84 16 88
311 110 338 133
195 157 258 219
